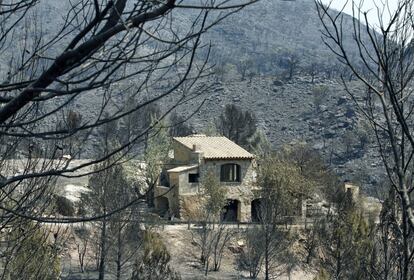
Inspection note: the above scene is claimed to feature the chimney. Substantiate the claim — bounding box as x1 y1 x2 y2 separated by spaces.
191 144 203 164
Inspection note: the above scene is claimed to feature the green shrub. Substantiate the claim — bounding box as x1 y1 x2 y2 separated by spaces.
55 195 75 216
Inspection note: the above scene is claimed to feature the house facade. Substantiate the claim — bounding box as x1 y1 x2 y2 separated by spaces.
154 134 260 222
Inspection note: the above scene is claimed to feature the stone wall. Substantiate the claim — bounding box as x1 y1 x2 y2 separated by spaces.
202 159 256 222
171 141 202 165
176 169 201 194
170 157 257 221
154 184 180 218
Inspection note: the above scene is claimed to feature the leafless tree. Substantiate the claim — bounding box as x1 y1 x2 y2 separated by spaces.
315 0 414 278
302 225 319 265
311 85 328 113
238 227 264 279
306 62 320 83
368 189 402 280
168 111 194 137
281 51 299 80
236 58 253 81
210 224 231 272
73 224 90 273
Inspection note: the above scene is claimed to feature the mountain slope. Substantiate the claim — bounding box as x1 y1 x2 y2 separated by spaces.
201 0 363 76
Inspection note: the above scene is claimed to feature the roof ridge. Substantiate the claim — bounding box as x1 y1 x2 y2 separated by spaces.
173 135 254 159
173 135 227 138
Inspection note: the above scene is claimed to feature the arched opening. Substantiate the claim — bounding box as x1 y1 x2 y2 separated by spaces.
251 199 262 222
220 163 241 182
155 196 169 216
221 199 240 222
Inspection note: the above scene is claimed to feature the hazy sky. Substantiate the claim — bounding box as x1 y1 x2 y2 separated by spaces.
321 0 399 27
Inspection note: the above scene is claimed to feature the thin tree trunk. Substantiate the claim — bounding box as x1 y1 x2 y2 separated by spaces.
78 240 87 273
204 258 209 276
98 219 107 280
265 232 269 280
402 208 409 280
336 236 341 280
116 226 122 280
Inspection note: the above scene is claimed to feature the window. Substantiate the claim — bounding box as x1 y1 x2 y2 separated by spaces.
220 164 241 182
188 173 200 183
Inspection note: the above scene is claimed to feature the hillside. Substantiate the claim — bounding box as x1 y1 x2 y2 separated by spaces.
200 0 364 76
163 75 382 193
21 0 363 77
7 0 381 190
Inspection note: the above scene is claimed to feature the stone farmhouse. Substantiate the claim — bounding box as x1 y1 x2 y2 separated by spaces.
154 134 261 222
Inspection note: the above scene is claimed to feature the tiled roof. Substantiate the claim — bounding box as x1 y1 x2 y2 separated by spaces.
173 135 254 159
167 164 199 173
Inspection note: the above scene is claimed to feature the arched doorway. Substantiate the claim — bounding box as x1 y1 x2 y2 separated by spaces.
221 199 240 222
155 197 169 216
251 199 262 222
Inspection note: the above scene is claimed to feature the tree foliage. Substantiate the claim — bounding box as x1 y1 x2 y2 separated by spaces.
201 170 228 219
189 170 230 275
144 118 171 206
250 155 312 279
247 129 272 158
217 104 257 149
6 222 61 280
244 146 339 279
317 206 374 279
130 231 181 280
145 119 171 187
259 155 314 208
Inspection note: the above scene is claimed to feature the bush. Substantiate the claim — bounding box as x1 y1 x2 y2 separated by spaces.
55 195 75 216
7 223 61 280
130 231 181 280
313 268 330 280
